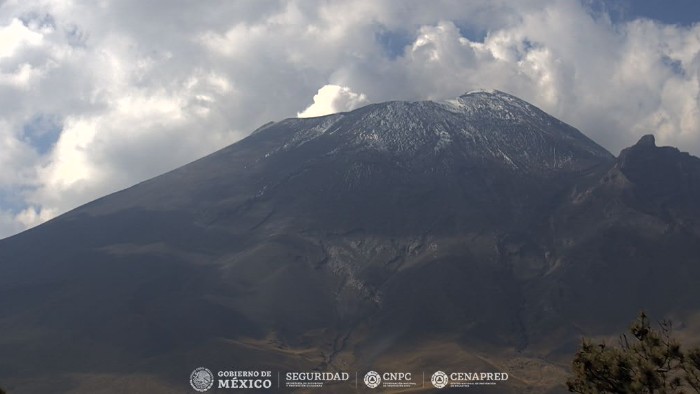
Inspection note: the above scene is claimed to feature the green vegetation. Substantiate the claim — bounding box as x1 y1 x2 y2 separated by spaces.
567 313 700 393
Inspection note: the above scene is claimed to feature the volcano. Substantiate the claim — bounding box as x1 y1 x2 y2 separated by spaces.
2 90 700 393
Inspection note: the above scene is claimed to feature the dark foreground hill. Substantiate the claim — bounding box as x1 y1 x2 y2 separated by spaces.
2 90 700 393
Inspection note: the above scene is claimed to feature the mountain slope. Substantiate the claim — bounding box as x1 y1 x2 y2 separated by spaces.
538 134 700 334
3 91 699 393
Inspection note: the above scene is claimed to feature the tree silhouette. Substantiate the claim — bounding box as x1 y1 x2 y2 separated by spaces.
567 312 700 393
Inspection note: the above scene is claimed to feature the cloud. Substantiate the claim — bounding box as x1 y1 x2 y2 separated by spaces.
0 0 699 239
0 18 44 59
297 84 369 118
326 1 700 156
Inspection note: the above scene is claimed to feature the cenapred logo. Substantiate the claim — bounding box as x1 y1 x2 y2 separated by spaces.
190 367 215 392
431 371 449 389
364 371 381 388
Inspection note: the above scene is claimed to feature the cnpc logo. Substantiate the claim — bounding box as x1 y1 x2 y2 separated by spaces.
363 371 381 388
363 370 414 389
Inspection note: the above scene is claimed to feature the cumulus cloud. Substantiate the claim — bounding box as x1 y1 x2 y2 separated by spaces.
0 18 44 59
0 0 700 238
297 84 369 118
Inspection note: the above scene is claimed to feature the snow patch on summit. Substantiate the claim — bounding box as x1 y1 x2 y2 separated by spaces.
465 88 499 95
258 90 612 173
443 98 465 112
286 115 343 148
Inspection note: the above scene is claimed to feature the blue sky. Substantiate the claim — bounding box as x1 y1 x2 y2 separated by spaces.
624 0 700 25
0 0 699 238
